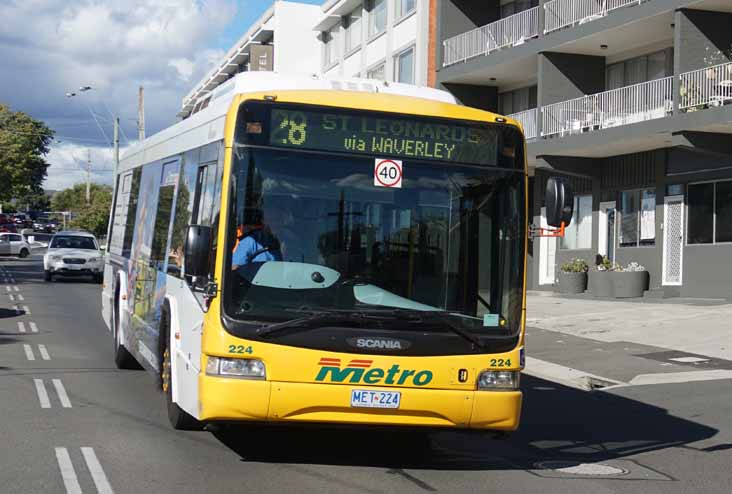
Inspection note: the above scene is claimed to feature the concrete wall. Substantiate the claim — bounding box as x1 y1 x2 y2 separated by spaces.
274 2 322 74
675 9 732 74
538 53 606 107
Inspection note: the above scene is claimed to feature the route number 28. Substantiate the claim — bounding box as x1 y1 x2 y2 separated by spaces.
272 110 307 146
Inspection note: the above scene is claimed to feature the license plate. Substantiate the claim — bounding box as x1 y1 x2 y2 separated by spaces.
67 265 81 270
350 389 401 409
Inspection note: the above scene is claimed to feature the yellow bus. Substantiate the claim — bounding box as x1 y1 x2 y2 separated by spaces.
102 72 572 432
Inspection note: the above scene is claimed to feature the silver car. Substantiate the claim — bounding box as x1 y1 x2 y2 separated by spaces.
0 232 31 258
43 231 103 283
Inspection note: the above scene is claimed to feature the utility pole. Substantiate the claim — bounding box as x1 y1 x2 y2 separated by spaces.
113 117 120 177
86 149 92 205
138 86 145 142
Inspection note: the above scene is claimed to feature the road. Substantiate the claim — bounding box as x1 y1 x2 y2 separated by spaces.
2 254 732 493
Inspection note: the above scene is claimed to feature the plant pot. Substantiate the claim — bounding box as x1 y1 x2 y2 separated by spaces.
557 271 587 294
611 271 649 298
588 271 613 297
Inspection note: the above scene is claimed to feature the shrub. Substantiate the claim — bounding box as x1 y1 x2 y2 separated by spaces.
560 258 589 273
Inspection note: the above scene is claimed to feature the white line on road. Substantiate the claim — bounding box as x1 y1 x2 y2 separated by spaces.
524 357 625 391
53 379 72 408
17 294 24 301
629 370 732 386
39 344 50 361
24 344 35 361
55 447 83 494
13 285 19 292
34 379 51 408
9 294 15 302
18 322 26 333
30 321 39 333
4 286 9 292
81 447 115 494
22 305 30 314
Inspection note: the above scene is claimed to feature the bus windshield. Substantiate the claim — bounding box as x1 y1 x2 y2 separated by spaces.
222 104 526 350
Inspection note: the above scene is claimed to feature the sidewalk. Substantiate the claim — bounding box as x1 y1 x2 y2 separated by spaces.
526 291 732 361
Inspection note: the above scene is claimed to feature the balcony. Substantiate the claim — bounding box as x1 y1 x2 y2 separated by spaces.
442 7 539 68
680 61 732 112
508 108 538 140
544 0 646 34
541 77 673 137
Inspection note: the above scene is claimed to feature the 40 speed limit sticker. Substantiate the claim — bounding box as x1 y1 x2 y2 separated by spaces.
374 159 403 188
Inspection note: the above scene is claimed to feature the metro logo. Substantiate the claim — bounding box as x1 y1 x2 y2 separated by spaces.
315 358 433 386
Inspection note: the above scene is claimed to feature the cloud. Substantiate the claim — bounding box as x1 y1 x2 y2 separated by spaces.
0 0 236 190
44 141 130 191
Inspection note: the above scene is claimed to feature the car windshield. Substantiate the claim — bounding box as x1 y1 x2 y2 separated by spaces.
222 129 526 339
50 236 97 250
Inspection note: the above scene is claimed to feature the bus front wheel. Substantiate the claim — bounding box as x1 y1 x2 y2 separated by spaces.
161 310 202 431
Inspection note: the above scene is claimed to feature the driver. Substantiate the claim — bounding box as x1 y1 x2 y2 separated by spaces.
231 209 282 270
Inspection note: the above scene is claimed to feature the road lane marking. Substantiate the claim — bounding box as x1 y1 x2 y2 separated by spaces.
30 321 39 333
17 294 24 301
81 447 115 494
4 286 9 292
669 356 710 363
18 322 26 333
524 357 625 391
13 285 19 292
22 305 30 314
24 344 35 361
9 294 15 301
629 370 732 386
55 447 83 494
53 379 72 408
34 379 51 408
39 344 51 361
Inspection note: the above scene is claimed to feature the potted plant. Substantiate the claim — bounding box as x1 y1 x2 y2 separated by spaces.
589 255 614 297
611 262 649 298
557 258 588 294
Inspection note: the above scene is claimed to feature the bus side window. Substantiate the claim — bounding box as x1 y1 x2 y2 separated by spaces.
168 148 200 278
121 168 142 258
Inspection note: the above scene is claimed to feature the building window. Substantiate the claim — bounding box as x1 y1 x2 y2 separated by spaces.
367 62 385 80
500 0 539 18
688 181 732 244
606 49 673 90
394 47 414 84
560 195 592 250
323 26 339 67
367 0 387 38
499 86 537 115
395 0 415 20
619 189 655 247
344 9 362 53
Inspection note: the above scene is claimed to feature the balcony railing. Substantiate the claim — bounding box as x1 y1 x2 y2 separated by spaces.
443 7 539 67
508 108 538 140
680 61 732 111
544 0 644 34
541 76 673 137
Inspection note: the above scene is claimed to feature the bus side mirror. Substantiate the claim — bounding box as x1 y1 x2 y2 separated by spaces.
545 177 574 227
184 225 212 277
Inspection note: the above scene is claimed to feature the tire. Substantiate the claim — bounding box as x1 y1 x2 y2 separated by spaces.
161 309 202 431
19 248 29 259
113 298 140 370
93 274 103 284
44 270 52 282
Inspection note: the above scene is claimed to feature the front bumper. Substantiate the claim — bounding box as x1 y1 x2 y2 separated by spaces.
199 376 522 430
48 264 102 275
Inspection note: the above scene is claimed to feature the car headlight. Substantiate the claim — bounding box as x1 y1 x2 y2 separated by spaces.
50 255 63 262
87 257 101 264
477 370 520 390
206 356 266 379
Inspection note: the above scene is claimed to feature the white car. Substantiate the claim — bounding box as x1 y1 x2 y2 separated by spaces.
43 231 104 283
0 232 31 258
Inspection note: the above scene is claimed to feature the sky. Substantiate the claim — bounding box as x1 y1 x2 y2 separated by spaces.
0 0 322 191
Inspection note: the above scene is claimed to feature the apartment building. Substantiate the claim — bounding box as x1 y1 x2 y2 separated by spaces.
179 1 321 119
437 0 732 299
314 0 432 85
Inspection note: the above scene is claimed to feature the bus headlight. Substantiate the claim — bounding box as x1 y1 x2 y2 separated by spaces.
477 370 520 390
206 356 266 379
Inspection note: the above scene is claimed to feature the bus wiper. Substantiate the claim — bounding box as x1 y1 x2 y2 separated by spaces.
256 311 368 338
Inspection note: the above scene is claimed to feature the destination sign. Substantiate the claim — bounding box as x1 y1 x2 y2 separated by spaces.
265 106 498 165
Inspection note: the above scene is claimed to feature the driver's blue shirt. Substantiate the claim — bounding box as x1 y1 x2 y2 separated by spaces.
232 233 278 266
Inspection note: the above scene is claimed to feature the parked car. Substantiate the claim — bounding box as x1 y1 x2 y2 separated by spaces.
33 218 55 233
13 214 33 228
0 223 18 233
0 232 31 258
43 230 103 283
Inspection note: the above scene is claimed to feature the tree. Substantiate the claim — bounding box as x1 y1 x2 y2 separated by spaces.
51 183 113 237
0 104 54 203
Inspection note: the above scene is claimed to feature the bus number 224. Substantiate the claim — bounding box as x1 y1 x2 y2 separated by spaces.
228 345 254 355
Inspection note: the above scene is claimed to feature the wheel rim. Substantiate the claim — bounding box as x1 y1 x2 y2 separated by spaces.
162 348 171 393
